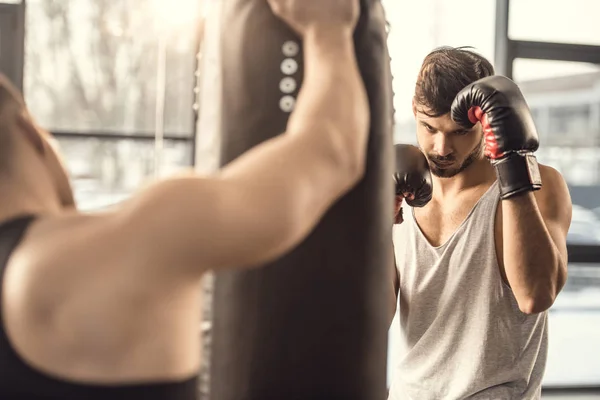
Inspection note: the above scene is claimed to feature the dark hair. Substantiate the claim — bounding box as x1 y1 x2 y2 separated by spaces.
0 74 25 169
414 46 494 117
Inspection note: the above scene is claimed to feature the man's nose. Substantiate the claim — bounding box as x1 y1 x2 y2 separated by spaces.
433 134 453 158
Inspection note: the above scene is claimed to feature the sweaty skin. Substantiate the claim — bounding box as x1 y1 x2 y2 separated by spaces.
0 0 368 387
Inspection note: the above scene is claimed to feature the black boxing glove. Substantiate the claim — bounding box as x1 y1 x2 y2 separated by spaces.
451 75 542 199
393 144 433 208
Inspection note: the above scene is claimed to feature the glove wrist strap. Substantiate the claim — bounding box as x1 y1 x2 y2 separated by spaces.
493 152 542 200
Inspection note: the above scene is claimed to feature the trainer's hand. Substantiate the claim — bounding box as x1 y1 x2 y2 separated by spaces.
267 0 360 36
451 75 542 199
393 144 433 224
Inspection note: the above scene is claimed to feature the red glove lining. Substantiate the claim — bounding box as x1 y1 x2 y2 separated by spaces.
467 106 503 159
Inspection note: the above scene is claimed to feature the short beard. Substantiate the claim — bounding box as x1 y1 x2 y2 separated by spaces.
428 137 484 178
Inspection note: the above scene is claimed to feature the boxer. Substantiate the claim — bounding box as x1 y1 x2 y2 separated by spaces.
0 0 368 398
388 47 572 400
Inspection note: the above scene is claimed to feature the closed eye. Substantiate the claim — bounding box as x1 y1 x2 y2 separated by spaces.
421 122 436 133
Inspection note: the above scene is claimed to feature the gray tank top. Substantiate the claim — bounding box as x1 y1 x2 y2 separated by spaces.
388 181 548 400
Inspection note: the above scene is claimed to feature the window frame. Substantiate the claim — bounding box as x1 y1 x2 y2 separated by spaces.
495 0 600 267
10 0 205 168
51 131 197 177
2 0 206 213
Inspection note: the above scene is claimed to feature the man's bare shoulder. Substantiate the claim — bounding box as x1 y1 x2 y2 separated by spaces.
3 212 204 382
26 211 132 252
538 163 566 186
535 163 572 207
534 162 572 227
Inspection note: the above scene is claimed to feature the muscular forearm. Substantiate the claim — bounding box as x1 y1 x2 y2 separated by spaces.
501 192 566 314
451 74 570 314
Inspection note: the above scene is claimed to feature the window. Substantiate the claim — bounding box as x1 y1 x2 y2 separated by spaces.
514 59 600 388
509 0 600 46
514 59 600 188
543 264 600 387
56 136 193 211
548 105 591 143
23 0 201 210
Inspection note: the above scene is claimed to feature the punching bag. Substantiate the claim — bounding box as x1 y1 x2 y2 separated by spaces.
209 1 394 399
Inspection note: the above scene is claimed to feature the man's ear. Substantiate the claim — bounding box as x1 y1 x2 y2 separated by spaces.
15 109 44 154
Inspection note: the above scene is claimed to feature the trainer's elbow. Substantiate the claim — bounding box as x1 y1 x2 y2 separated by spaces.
346 116 370 181
517 292 555 315
342 154 366 190
335 129 368 188
240 219 306 270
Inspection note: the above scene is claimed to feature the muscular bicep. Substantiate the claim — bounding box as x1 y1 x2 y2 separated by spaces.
120 175 296 274
123 132 352 274
182 178 298 270
534 165 572 265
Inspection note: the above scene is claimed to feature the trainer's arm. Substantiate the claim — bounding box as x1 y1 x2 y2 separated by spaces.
500 165 572 314
125 27 369 272
390 195 403 324
390 241 399 325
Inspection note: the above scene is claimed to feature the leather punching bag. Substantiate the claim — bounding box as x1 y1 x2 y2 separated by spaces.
209 1 394 399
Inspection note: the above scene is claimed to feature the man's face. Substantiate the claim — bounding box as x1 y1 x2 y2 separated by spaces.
414 104 484 178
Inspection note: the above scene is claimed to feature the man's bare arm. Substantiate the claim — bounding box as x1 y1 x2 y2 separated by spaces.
500 165 572 314
121 26 369 273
